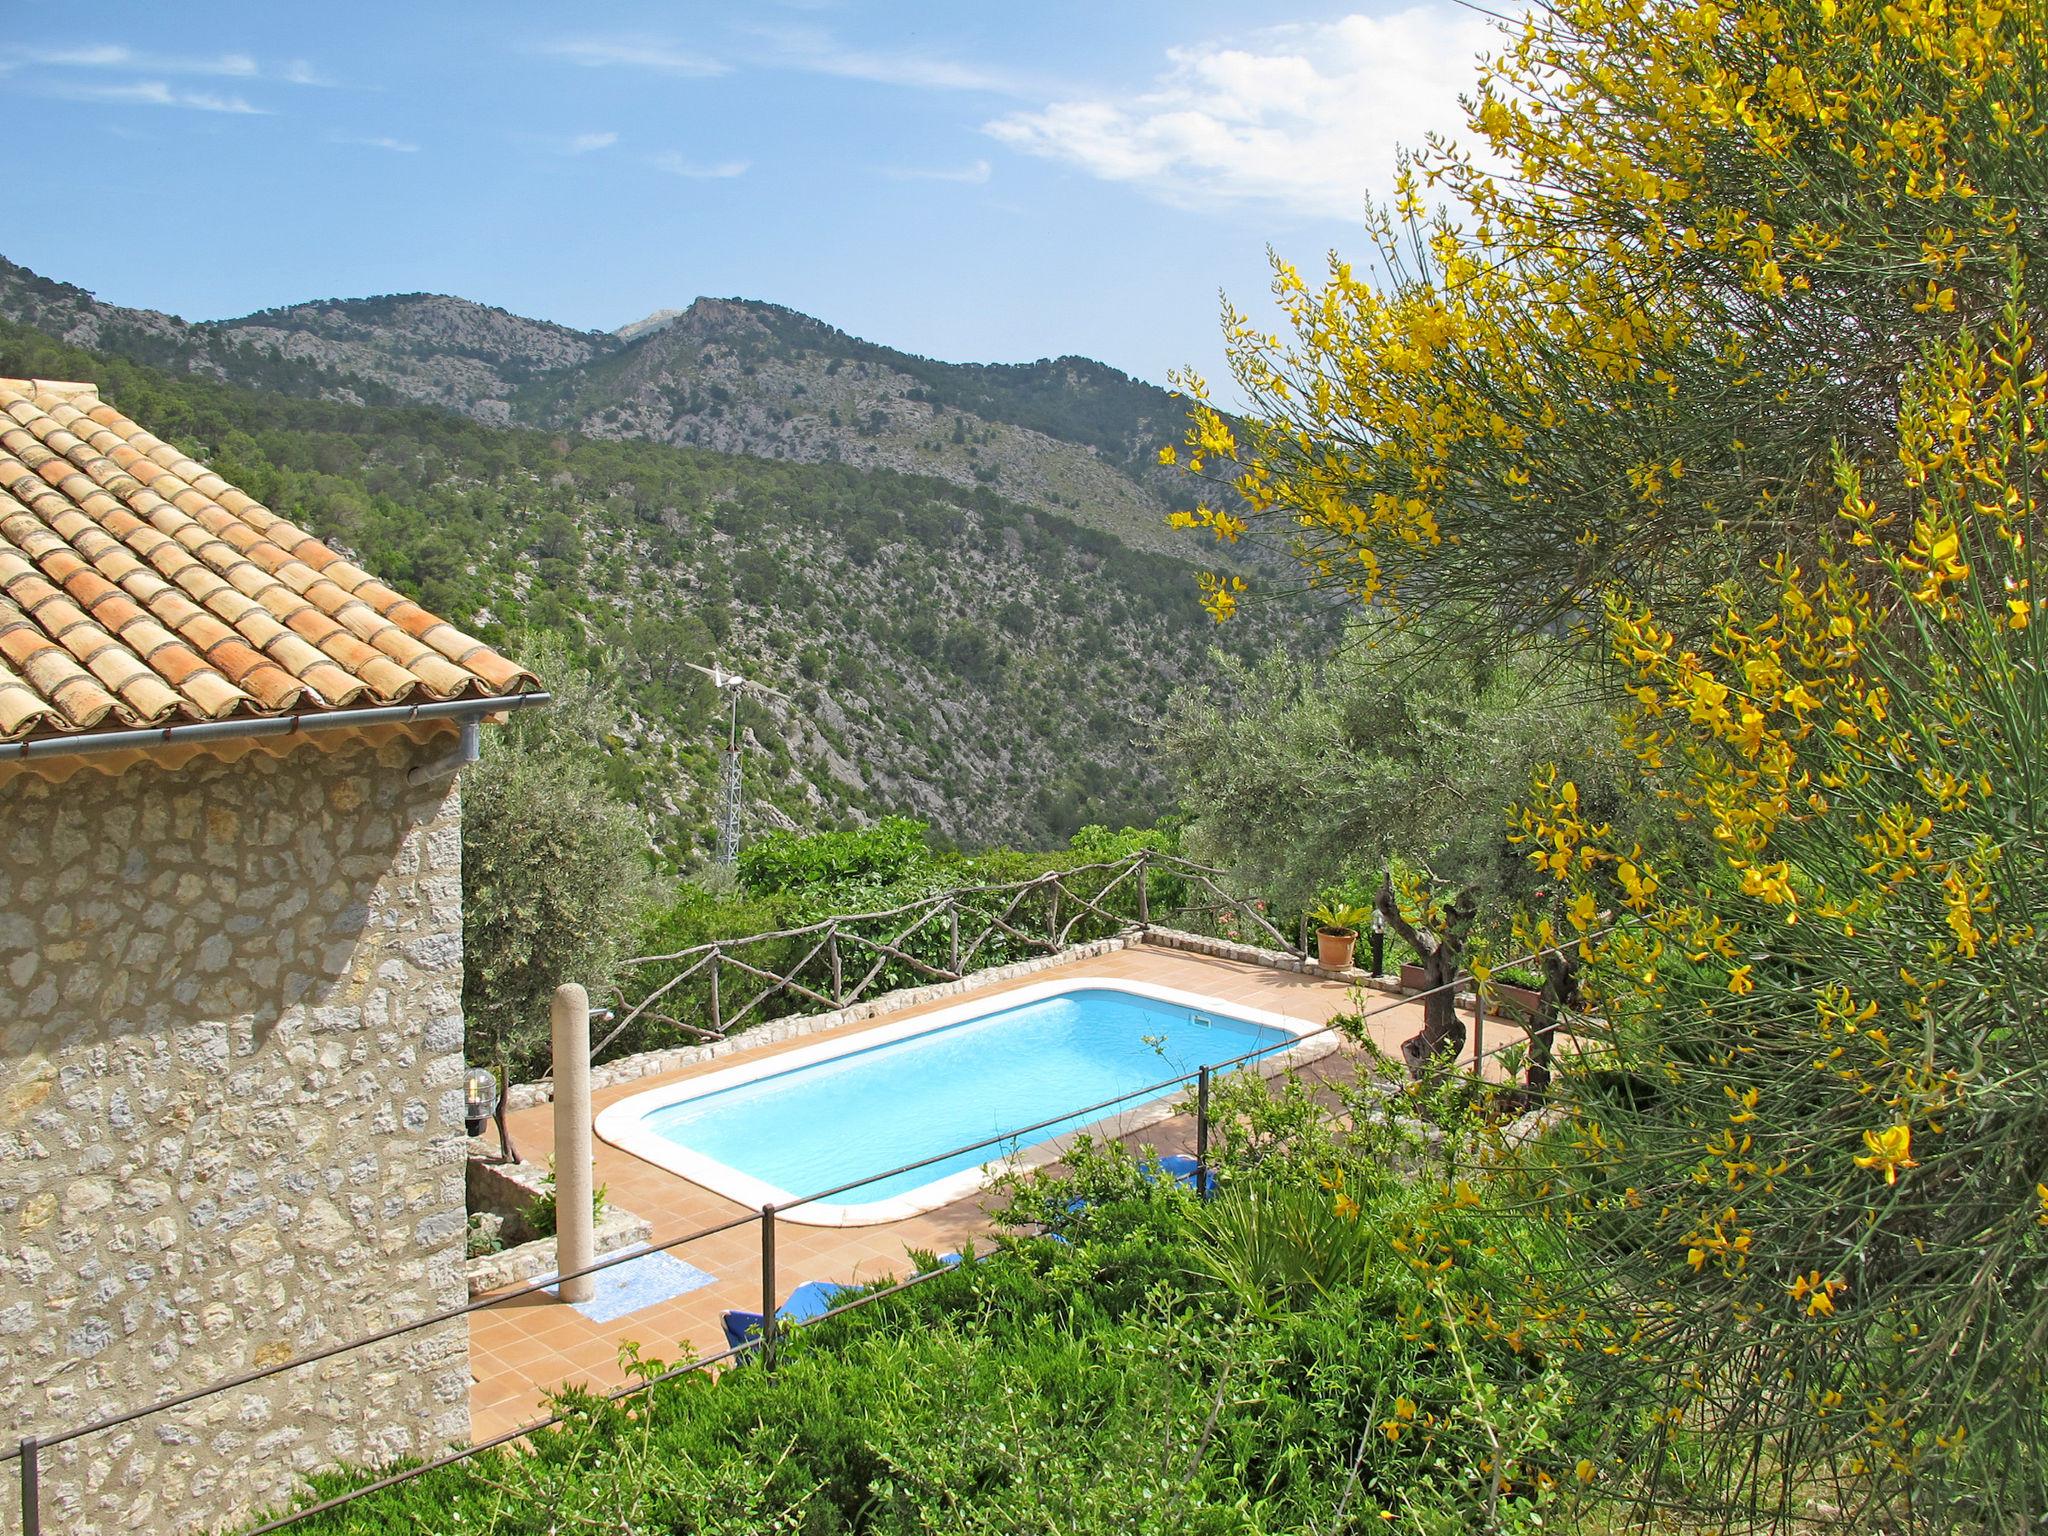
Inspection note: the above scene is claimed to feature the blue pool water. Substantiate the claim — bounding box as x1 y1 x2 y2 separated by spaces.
641 987 1295 1206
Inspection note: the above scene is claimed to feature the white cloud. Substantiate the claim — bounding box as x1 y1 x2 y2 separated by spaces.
884 158 992 185
985 7 1501 220
17 44 258 76
569 130 620 154
537 37 728 76
648 152 751 179
749 25 1019 93
10 44 341 86
42 79 267 114
280 59 337 88
333 132 418 153
803 47 1013 93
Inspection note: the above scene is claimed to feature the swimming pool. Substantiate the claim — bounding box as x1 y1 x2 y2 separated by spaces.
593 979 1322 1225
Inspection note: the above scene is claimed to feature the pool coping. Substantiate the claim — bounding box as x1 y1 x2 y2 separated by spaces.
592 976 1337 1226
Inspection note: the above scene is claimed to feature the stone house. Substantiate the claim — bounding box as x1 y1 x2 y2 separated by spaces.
0 378 543 1533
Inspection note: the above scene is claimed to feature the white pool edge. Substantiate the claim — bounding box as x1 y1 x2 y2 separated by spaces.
593 977 1335 1227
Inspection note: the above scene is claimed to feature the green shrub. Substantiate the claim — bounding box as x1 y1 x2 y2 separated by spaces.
263 1090 1613 1535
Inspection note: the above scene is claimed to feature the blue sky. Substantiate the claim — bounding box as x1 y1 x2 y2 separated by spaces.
0 2 1497 393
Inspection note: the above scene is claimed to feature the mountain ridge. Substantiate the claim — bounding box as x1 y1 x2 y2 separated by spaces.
0 256 1204 555
0 259 1300 857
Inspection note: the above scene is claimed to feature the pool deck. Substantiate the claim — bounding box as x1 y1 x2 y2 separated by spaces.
466 944 1442 1439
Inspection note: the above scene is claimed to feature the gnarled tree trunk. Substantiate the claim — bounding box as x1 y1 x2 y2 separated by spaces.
1376 876 1477 1079
1523 946 1581 1100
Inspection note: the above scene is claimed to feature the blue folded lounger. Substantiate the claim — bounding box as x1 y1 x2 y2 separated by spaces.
721 1279 848 1353
721 1255 963 1353
1157 1154 1220 1197
1045 1156 1219 1243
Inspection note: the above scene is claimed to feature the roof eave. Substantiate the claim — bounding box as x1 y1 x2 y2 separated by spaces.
0 691 553 764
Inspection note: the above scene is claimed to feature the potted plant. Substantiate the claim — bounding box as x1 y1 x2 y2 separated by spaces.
1490 964 1545 1026
1310 902 1371 970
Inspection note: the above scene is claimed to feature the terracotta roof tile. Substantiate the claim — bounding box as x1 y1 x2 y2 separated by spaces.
0 378 538 742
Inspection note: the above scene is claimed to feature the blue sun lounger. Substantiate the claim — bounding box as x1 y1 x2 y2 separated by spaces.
1044 1155 1220 1243
1157 1154 1220 1197
722 1279 847 1353
721 1254 963 1353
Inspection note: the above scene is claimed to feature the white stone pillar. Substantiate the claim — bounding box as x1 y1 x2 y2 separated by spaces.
551 983 596 1305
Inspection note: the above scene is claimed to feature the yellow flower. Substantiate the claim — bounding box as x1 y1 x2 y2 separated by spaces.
1727 964 1756 995
1575 1458 1597 1485
1789 1270 1847 1317
1853 1124 1917 1185
1335 1192 1361 1221
1379 1395 1418 1441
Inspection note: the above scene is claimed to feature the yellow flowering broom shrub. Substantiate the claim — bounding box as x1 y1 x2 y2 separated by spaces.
1170 0 2046 639
1169 0 2048 1526
1500 296 2048 1529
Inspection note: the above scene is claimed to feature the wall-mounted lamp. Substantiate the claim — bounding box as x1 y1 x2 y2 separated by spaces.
464 1065 501 1139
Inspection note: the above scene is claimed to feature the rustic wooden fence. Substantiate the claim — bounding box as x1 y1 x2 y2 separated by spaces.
591 850 1293 1064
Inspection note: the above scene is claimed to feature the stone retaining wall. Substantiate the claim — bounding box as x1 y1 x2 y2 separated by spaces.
510 936 1129 1107
0 735 471 1535
1129 925 1408 993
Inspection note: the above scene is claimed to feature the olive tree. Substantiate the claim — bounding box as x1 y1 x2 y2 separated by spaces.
1157 616 1628 1070
461 637 655 1080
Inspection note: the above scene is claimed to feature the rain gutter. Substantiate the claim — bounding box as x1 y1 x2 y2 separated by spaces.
0 691 553 765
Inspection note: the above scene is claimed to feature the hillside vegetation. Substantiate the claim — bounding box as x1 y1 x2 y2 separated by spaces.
0 315 1309 858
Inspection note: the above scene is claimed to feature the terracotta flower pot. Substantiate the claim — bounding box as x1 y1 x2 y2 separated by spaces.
1316 929 1358 970
1494 983 1544 1023
1399 961 1429 993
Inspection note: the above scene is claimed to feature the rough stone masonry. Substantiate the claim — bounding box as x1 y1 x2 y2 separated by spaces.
0 733 472 1534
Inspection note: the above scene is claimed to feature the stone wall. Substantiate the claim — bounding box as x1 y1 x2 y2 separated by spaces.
509 935 1130 1107
1128 925 1407 993
0 733 472 1535
460 1151 652 1296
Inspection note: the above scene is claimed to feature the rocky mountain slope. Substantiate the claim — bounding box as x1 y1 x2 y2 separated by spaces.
0 277 1310 859
0 256 1211 558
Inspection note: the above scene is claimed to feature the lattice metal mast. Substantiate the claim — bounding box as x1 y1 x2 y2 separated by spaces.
687 660 786 866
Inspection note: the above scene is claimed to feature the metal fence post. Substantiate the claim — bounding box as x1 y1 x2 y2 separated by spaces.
1195 1066 1212 1197
759 1203 778 1372
492 1060 518 1165
19 1436 38 1536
